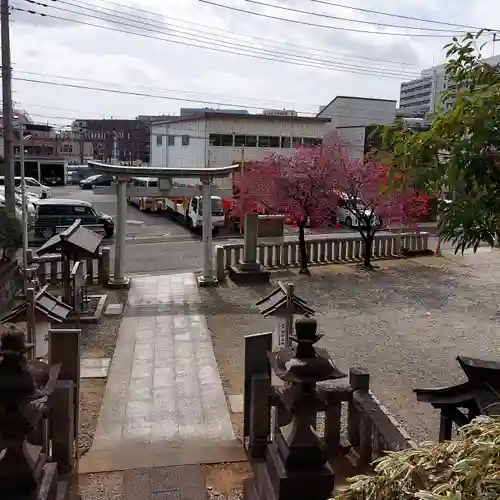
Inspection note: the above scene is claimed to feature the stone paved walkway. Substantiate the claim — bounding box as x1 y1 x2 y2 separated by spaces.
79 273 243 473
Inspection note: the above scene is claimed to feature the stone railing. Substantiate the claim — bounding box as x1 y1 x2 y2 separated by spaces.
26 247 111 286
216 233 429 280
244 334 415 466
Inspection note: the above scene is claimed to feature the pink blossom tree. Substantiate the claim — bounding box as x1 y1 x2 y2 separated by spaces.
233 132 429 272
332 146 429 268
233 142 343 274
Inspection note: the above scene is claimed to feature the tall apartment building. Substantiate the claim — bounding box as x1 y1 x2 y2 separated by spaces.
400 54 500 116
71 118 150 163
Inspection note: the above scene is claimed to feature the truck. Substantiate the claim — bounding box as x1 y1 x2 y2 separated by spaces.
162 195 226 231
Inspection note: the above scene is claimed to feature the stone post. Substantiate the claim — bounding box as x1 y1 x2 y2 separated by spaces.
228 214 270 284
25 285 36 360
98 247 111 285
243 212 258 266
215 245 225 283
197 177 218 287
50 380 75 472
48 329 81 442
109 178 130 288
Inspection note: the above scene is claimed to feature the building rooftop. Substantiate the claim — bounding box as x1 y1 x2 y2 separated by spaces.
317 95 397 117
152 111 330 125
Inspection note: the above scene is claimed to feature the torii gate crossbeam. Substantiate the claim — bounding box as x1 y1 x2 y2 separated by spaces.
88 161 240 288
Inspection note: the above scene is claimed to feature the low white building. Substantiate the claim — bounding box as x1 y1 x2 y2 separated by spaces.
150 112 329 184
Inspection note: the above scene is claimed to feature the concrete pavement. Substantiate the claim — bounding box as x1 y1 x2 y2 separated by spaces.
79 272 242 473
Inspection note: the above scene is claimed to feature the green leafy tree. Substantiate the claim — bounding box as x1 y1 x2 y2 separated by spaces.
0 208 22 261
384 31 500 253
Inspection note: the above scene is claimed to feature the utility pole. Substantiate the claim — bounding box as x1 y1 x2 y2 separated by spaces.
1 0 15 216
79 127 85 164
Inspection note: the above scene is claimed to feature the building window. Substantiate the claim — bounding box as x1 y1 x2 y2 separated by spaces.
156 135 163 146
269 136 280 148
281 137 292 148
182 135 190 146
168 135 175 146
258 136 280 148
292 137 303 148
245 135 257 147
234 135 245 147
209 134 233 146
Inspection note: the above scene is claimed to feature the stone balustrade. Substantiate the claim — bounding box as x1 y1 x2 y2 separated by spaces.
247 366 415 466
26 247 111 286
216 232 429 281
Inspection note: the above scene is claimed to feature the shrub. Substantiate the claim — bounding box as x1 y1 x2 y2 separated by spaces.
334 416 500 500
0 208 22 261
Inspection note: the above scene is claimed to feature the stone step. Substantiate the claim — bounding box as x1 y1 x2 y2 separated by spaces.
78 438 247 474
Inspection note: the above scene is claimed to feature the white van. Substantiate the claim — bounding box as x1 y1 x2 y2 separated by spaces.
0 176 51 199
127 177 162 211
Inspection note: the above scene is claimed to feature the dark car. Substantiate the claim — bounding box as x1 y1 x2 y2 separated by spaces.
34 199 114 240
79 174 114 190
44 176 64 186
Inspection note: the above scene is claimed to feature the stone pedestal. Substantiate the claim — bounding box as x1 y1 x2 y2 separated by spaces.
229 262 270 284
244 445 335 500
229 214 270 284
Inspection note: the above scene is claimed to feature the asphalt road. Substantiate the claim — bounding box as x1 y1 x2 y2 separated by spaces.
42 186 465 275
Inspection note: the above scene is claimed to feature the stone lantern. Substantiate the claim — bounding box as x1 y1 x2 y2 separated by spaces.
245 315 346 500
0 324 46 498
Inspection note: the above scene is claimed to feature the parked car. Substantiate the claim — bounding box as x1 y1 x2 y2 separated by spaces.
0 176 51 198
79 174 114 190
44 176 62 186
335 194 380 228
33 199 114 240
0 186 37 223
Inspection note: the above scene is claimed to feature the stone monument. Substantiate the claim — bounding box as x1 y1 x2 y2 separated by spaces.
229 213 271 284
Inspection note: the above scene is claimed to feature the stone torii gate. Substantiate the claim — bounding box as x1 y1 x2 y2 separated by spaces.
88 161 239 288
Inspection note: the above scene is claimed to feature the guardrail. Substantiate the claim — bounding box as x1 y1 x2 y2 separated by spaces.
216 232 429 280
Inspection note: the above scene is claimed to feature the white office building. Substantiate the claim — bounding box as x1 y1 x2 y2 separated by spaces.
400 54 500 116
150 112 329 185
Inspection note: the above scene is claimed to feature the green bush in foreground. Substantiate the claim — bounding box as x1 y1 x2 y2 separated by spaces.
334 416 500 500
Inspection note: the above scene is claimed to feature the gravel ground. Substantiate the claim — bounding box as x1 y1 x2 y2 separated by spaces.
71 472 124 500
200 253 500 445
206 463 251 500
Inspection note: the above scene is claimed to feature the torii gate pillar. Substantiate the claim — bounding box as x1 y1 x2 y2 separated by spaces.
108 177 130 289
197 177 218 286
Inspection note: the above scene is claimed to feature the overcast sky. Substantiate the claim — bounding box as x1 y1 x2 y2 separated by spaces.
9 0 500 127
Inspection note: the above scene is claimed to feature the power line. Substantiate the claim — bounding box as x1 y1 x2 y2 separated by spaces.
11 101 130 118
12 6 420 79
59 0 420 71
14 77 405 121
13 77 323 113
199 0 467 37
22 0 420 77
245 0 463 33
14 70 323 110
78 0 421 67
307 0 494 31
